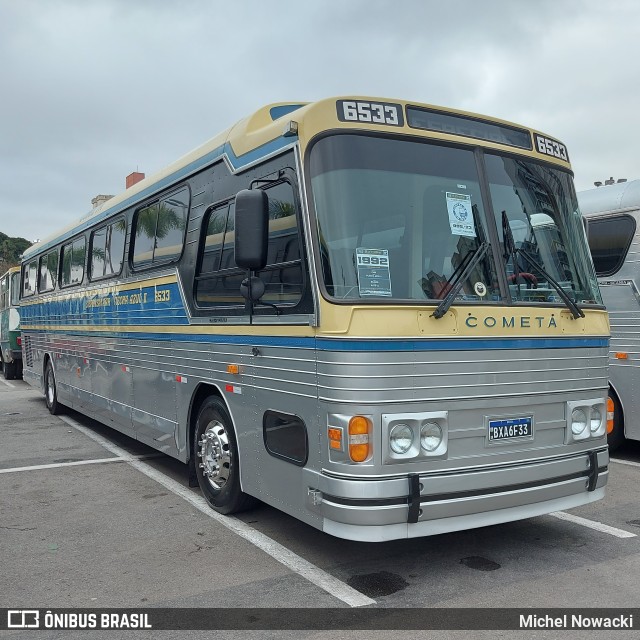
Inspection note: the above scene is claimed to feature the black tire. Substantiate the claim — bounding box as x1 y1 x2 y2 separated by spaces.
193 396 255 514
3 359 17 380
44 360 63 415
607 391 625 452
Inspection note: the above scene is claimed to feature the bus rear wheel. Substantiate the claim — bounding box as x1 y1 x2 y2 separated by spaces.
2 358 17 380
45 361 62 415
194 396 255 514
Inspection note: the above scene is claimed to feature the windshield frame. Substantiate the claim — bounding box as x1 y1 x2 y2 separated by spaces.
304 130 605 311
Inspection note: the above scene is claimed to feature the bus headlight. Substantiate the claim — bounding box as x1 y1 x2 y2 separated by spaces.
566 399 607 443
589 403 606 438
383 411 448 463
420 422 442 452
571 409 588 436
390 423 413 454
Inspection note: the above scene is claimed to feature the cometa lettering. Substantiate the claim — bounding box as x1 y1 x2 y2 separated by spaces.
466 315 557 329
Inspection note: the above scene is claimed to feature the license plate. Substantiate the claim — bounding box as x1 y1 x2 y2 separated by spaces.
488 416 533 443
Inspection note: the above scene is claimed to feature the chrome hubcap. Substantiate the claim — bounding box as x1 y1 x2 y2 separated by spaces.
197 420 231 490
46 371 55 404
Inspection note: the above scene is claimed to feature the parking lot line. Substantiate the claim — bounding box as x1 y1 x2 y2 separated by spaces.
611 457 640 469
1 379 16 388
549 511 637 538
0 454 163 474
0 457 124 473
58 414 376 608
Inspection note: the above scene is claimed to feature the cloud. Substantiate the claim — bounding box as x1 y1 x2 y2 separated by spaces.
0 0 638 241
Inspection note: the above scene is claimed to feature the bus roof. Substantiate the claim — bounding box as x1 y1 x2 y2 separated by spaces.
1 266 21 278
578 179 640 217
23 96 570 261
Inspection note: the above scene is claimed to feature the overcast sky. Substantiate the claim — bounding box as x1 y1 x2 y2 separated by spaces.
0 0 637 243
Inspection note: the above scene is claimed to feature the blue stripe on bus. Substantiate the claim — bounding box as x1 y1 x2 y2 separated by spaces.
20 329 608 351
318 337 609 351
19 282 189 326
22 134 297 259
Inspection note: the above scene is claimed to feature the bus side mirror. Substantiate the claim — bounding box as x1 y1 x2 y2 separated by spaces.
234 189 268 271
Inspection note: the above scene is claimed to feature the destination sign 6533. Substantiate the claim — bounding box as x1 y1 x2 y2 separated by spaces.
337 100 404 126
534 133 569 162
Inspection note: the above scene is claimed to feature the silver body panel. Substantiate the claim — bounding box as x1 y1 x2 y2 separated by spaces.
580 181 640 441
22 316 609 539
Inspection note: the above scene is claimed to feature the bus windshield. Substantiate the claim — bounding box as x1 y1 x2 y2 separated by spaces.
309 134 602 306
486 154 602 305
309 135 500 302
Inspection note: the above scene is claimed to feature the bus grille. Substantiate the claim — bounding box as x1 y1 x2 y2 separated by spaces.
23 335 33 367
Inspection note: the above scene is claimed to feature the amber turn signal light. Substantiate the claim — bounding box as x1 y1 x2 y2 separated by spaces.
606 397 615 435
348 416 371 462
328 427 342 450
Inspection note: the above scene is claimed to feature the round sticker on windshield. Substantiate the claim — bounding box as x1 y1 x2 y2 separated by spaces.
474 282 487 297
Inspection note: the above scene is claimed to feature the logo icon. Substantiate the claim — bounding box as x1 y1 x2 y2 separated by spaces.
474 282 487 297
453 203 468 222
8 610 40 629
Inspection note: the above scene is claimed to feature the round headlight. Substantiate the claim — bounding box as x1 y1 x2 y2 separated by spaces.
590 406 602 433
420 422 443 452
390 423 413 454
571 408 588 435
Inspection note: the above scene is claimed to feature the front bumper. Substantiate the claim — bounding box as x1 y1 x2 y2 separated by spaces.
304 448 608 541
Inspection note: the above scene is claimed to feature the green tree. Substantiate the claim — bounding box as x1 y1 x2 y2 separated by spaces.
0 233 31 273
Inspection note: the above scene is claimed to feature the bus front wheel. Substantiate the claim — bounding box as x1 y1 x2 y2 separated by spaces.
194 396 255 514
45 361 62 415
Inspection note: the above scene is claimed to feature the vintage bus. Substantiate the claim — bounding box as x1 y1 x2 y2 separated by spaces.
580 180 640 450
20 97 609 541
1 265 23 380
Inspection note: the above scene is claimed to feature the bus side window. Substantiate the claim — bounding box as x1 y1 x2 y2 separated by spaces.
194 181 305 314
61 237 86 287
0 275 7 309
587 214 636 276
258 181 304 307
10 272 20 306
22 260 38 297
90 218 126 280
195 202 245 308
39 250 59 293
132 187 189 269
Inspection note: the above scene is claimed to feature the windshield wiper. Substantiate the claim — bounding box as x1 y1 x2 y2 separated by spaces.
501 211 584 319
431 241 490 319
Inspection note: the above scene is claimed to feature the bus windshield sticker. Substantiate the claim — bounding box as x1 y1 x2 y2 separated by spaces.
446 192 476 238
356 248 392 297
474 282 487 297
